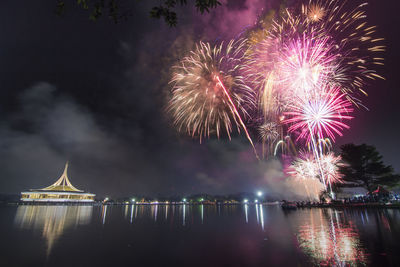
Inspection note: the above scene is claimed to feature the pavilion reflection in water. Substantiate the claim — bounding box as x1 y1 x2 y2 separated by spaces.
14 205 93 256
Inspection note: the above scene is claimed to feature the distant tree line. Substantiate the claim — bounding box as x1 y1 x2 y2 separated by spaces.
107 192 266 203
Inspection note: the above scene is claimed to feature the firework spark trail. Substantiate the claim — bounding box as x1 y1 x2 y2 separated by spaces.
315 138 333 154
215 75 259 158
308 124 328 191
274 136 297 156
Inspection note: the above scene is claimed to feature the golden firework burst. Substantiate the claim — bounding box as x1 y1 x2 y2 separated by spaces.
307 4 325 22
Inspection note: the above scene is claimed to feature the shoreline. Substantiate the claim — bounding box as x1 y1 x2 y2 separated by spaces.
2 201 400 209
296 202 400 209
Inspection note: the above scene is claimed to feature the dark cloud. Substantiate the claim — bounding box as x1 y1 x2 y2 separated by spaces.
0 81 267 197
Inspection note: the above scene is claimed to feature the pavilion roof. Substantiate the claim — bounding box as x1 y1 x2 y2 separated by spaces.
37 162 83 192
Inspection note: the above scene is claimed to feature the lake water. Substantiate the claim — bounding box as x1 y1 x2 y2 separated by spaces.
1 204 399 266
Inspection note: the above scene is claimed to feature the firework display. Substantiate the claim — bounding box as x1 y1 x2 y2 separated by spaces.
168 39 255 143
320 153 345 185
168 0 383 198
286 152 345 194
259 122 279 143
259 122 280 158
283 86 354 143
286 152 319 182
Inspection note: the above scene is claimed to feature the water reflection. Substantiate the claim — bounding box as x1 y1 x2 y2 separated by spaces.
10 204 400 265
14 205 92 256
200 204 204 224
259 204 265 231
255 203 259 223
152 205 158 222
182 204 186 226
101 205 108 224
130 205 134 223
118 204 231 226
296 209 366 266
118 204 269 228
124 204 129 219
244 204 248 223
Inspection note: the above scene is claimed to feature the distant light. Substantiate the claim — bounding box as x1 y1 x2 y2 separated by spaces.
257 191 263 197
183 198 187 202
255 199 258 203
243 199 249 204
200 198 204 202
131 198 136 202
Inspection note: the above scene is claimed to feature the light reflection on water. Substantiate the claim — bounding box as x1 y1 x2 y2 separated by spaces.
259 204 265 230
11 204 400 266
244 203 248 223
200 204 204 224
296 209 367 266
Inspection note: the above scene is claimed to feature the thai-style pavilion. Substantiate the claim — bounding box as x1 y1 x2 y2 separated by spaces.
20 162 95 202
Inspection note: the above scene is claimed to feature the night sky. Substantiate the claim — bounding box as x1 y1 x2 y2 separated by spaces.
0 0 399 198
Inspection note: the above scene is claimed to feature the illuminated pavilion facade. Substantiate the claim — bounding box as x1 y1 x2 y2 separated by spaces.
21 162 95 202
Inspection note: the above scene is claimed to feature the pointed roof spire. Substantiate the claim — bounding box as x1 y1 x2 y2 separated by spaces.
63 161 69 176
39 162 83 192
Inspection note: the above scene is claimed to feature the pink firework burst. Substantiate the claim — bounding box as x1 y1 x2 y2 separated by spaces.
283 86 353 142
320 152 345 185
276 35 338 101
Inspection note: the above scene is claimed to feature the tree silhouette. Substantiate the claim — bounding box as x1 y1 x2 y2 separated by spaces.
55 0 221 26
339 143 400 191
